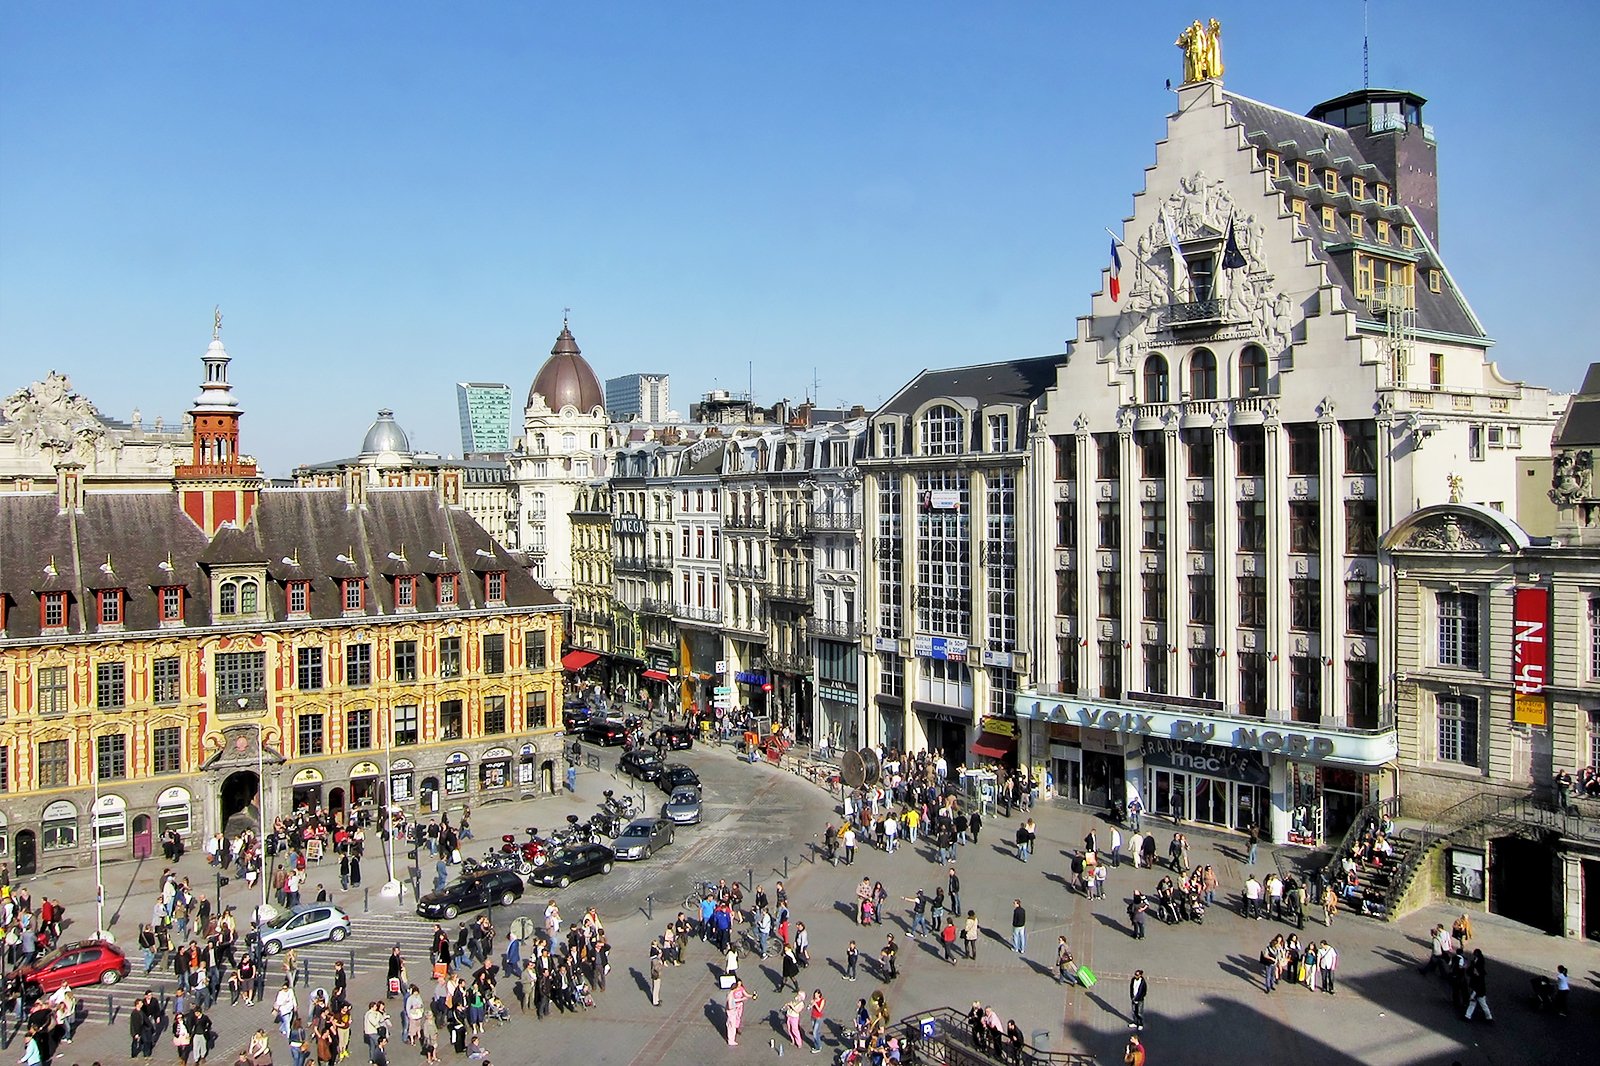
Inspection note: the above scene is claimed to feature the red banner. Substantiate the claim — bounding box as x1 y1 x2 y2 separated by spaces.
1511 587 1549 726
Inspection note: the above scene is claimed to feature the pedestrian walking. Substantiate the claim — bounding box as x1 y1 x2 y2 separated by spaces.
878 935 899 982
1419 924 1448 976
1110 827 1123 868
1127 893 1149 940
1055 937 1077 986
962 911 979 960
1124 1035 1145 1066
948 868 962 915
1463 950 1492 1022
1128 969 1147 1030
1318 940 1338 995
1246 824 1260 866
940 919 957 964
844 940 859 981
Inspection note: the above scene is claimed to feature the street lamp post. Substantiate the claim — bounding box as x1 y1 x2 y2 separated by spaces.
380 713 401 899
91 745 107 941
238 698 269 919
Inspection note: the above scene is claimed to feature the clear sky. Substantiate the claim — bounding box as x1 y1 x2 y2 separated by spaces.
3 2 1596 475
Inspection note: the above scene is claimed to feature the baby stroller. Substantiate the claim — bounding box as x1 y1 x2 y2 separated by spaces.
484 995 511 1025
1183 893 1206 925
573 977 596 1009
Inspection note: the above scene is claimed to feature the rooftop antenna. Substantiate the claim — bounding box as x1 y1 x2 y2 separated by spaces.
747 360 753 403
1362 0 1370 90
811 367 820 405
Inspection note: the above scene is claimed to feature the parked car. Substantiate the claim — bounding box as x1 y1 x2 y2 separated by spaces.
662 786 703 825
619 749 665 781
415 869 525 920
562 708 592 734
657 764 702 794
582 719 628 746
528 843 615 888
15 940 129 990
650 724 695 750
251 904 352 955
613 817 675 861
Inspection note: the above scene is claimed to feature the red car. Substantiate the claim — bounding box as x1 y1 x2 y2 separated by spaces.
17 940 129 991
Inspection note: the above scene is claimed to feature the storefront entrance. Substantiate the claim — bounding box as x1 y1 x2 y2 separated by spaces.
1083 751 1124 809
1142 739 1268 834
14 830 36 876
220 770 262 837
1287 764 1375 846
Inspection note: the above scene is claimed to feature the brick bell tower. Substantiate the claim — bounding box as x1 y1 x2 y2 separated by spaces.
175 307 262 534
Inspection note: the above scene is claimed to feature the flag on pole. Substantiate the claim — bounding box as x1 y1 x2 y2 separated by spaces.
1109 241 1122 302
1163 212 1188 297
1221 215 1247 270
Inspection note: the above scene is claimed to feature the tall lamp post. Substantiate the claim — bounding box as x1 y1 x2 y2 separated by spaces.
238 698 269 918
380 712 401 899
91 743 107 941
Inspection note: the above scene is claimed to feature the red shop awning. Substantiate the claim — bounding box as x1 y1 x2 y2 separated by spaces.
561 650 601 671
641 669 671 682
970 732 1017 760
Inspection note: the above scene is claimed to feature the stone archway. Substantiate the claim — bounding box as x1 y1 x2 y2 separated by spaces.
221 770 261 837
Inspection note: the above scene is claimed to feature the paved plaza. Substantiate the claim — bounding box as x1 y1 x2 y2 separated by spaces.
8 739 1593 1066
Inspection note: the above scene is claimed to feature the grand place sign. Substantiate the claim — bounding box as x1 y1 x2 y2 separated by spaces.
1016 695 1397 768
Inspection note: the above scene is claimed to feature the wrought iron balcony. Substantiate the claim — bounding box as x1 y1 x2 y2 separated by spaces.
725 513 768 530
639 597 674 616
772 514 808 539
808 512 863 532
677 604 723 624
646 554 673 571
1157 298 1225 329
615 556 647 573
811 617 861 640
767 581 813 603
766 650 813 675
728 562 768 581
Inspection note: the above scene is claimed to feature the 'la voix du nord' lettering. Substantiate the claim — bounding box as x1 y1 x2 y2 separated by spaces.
1076 707 1335 760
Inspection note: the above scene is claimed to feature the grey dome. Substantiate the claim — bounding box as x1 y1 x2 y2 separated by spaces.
360 409 412 455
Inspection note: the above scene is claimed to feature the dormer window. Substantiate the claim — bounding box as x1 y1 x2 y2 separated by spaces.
1348 214 1364 238
1375 183 1391 206
1320 205 1336 232
1400 225 1414 249
287 580 310 616
1350 176 1366 201
394 575 417 610
341 578 365 614
1264 151 1281 178
918 405 964 456
217 577 260 617
877 422 899 458
1375 219 1390 244
1290 199 1307 226
1322 170 1338 194
97 589 124 627
987 413 1011 452
1294 161 1311 186
485 571 505 604
437 573 459 608
159 586 184 624
41 592 67 630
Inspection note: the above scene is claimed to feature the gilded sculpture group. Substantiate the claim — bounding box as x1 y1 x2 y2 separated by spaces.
1177 18 1224 84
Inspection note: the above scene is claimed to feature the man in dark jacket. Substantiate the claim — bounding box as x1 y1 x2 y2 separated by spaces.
1128 969 1147 1030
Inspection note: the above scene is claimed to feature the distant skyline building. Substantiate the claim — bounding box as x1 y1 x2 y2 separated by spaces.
456 382 513 454
605 373 670 422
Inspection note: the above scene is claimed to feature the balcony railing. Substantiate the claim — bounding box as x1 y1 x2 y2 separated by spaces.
216 690 268 714
615 556 647 573
809 511 863 532
1158 298 1225 328
677 604 722 624
766 651 813 675
728 563 768 581
725 513 768 530
639 597 674 616
767 581 812 603
646 554 673 571
812 618 861 640
772 515 807 539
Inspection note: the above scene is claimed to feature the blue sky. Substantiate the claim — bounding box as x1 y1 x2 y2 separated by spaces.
3 2 1595 475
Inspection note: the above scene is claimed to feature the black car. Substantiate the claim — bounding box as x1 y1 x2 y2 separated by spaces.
528 844 615 888
562 708 592 734
619 750 665 781
582 719 627 746
650 724 695 751
415 869 524 919
657 764 701 794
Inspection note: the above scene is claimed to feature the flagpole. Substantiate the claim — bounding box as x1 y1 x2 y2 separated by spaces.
1105 228 1163 279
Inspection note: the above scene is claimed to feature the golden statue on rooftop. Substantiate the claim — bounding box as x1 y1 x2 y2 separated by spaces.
1177 18 1224 84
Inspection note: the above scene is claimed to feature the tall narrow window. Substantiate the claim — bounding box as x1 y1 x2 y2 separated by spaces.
1239 652 1268 717
1188 349 1217 400
153 656 182 705
346 643 372 687
1189 649 1216 700
1437 695 1480 766
96 661 126 710
1438 592 1481 669
1239 346 1268 397
1286 423 1319 476
1098 641 1122 700
1143 355 1169 403
1239 577 1267 628
1342 420 1378 474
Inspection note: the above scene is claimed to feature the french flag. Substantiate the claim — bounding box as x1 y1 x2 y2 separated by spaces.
1109 240 1122 302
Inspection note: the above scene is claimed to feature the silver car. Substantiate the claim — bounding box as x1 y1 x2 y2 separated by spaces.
613 816 675 860
254 904 351 955
662 787 702 824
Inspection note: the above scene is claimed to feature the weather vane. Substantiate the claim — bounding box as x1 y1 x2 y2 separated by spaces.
213 305 223 341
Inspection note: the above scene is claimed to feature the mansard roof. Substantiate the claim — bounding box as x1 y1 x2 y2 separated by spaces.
877 355 1063 419
1223 92 1486 343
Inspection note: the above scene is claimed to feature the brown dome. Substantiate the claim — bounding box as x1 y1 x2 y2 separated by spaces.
528 324 604 413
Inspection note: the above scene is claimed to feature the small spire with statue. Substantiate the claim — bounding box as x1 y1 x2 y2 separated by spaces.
1176 18 1224 84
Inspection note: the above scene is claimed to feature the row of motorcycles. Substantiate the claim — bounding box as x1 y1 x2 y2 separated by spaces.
462 790 641 877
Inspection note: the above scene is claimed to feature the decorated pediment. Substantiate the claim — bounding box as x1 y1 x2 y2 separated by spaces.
1400 513 1504 553
1 371 108 455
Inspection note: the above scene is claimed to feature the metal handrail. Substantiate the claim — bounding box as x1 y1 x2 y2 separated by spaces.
895 1006 1099 1066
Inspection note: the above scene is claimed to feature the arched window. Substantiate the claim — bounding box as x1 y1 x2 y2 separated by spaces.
1143 355 1170 403
1239 346 1269 397
562 432 577 452
219 580 237 615
1189 348 1218 400
239 580 258 613
918 404 964 456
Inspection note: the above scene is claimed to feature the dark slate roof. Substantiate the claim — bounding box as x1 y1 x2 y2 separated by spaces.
0 491 211 638
1223 93 1486 342
1553 362 1600 448
0 485 556 641
877 355 1064 419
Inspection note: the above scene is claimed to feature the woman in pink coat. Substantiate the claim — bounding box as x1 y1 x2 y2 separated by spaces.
725 977 756 1046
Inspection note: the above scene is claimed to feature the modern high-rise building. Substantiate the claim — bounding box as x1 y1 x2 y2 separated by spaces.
456 382 513 454
606 373 670 422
